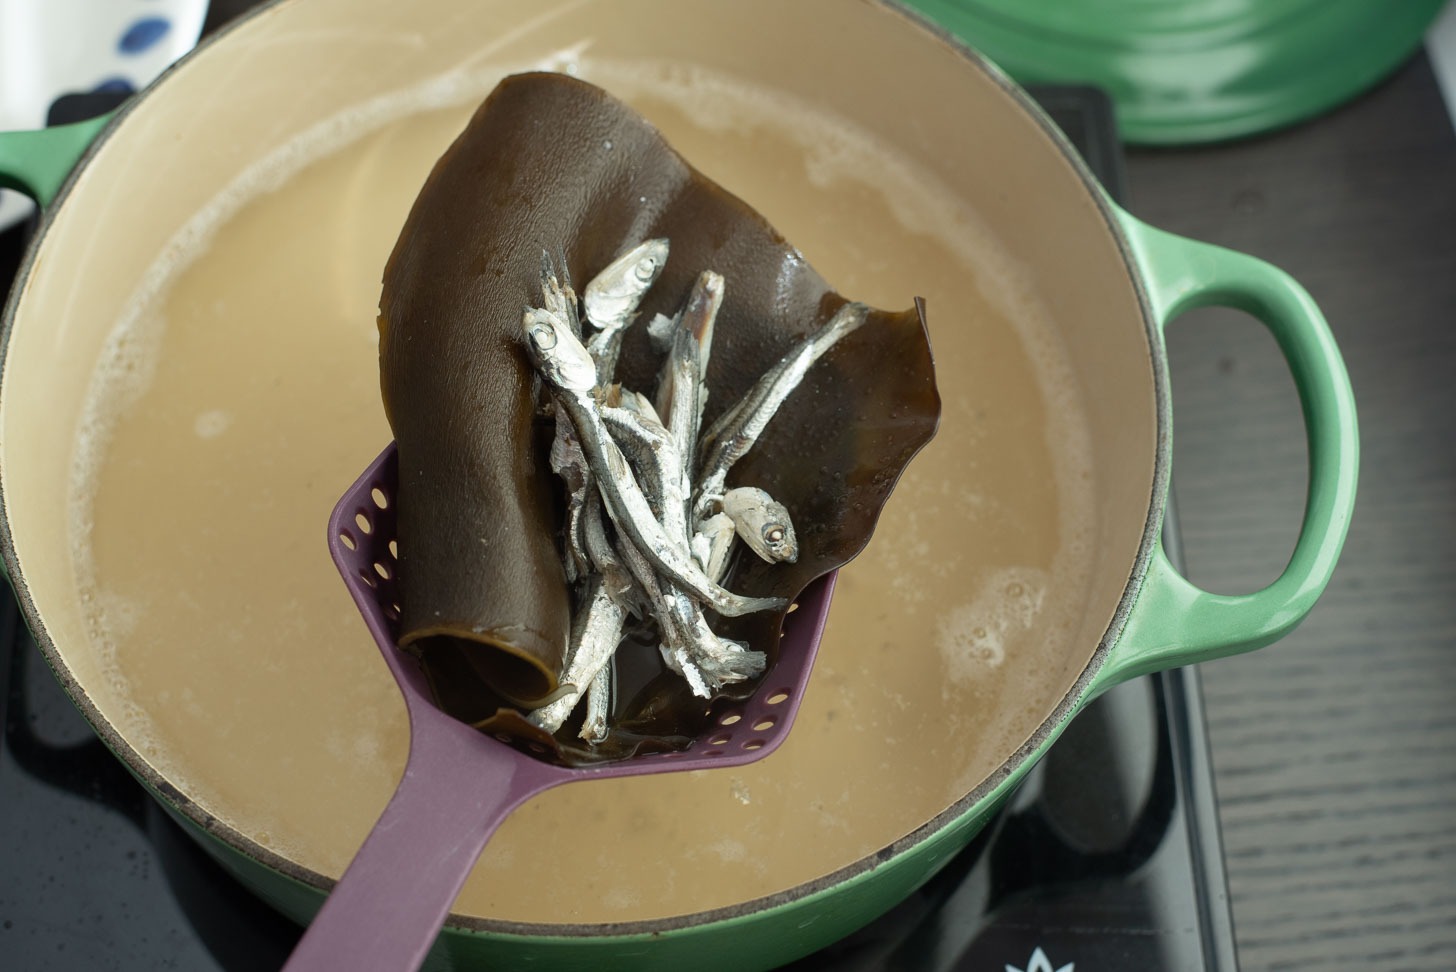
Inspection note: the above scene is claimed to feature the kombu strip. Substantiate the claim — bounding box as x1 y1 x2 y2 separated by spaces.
378 72 940 765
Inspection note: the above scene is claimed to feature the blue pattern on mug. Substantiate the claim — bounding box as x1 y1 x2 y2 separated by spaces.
92 77 138 95
118 17 172 55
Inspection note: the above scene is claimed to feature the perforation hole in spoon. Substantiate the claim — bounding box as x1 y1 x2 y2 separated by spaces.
331 446 834 773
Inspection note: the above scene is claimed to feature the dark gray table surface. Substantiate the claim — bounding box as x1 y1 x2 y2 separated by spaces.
1125 51 1456 970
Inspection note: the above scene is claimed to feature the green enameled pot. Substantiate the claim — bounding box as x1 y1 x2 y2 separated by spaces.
0 1 1356 969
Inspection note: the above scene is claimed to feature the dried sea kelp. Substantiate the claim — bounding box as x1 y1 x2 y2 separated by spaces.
378 72 939 765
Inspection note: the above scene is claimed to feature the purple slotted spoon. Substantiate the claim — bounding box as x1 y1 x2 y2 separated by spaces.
281 444 834 972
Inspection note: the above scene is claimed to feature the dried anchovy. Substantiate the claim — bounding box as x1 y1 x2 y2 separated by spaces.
583 238 669 384
524 309 783 619
519 241 842 738
694 302 868 520
721 486 799 564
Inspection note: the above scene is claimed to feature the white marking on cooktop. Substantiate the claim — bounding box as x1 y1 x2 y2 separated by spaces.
1006 946 1074 972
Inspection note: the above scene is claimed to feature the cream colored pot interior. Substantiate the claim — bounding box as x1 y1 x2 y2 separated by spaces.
0 0 1155 926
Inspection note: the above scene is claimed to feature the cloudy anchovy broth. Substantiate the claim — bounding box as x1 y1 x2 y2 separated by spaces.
70 65 1094 923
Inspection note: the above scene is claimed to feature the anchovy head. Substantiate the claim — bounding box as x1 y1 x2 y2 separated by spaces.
629 239 670 284
522 308 598 392
722 486 799 564
583 238 670 328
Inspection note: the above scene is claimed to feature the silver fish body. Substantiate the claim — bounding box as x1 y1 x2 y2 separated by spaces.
610 527 707 692
524 243 835 738
588 328 628 386
599 404 688 542
588 426 782 618
646 311 678 353
548 414 592 583
617 387 665 427
691 512 737 584
694 302 868 519
614 530 763 698
655 271 722 484
668 588 766 690
522 309 784 618
582 492 635 610
528 573 627 735
579 665 613 743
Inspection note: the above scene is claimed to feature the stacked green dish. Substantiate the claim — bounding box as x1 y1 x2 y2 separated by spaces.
905 0 1447 143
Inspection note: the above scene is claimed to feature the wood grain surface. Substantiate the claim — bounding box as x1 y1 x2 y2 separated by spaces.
1126 53 1456 970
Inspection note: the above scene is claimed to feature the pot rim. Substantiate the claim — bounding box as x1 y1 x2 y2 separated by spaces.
0 0 1169 939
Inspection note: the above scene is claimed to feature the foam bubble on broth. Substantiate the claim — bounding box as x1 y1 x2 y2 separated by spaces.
63 58 1102 922
936 566 1048 673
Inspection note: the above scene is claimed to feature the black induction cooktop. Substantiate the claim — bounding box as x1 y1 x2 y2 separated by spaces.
0 85 1238 972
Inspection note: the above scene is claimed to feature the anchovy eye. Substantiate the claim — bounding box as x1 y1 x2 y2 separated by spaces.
635 261 656 281
529 323 558 351
763 524 785 545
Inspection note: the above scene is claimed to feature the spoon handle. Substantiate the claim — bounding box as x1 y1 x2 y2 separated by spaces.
281 717 568 972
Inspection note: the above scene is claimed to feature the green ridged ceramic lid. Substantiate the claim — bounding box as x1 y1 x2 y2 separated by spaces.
902 0 1447 144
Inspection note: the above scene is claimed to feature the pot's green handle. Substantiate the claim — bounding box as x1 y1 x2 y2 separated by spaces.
1093 211 1359 692
0 115 111 207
